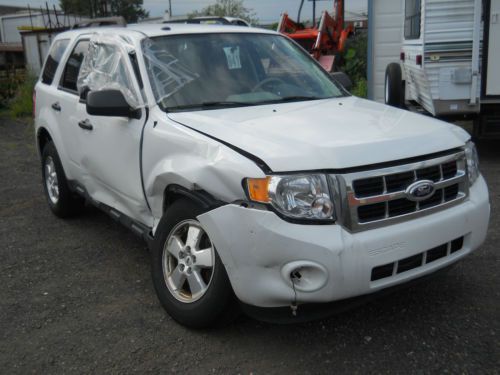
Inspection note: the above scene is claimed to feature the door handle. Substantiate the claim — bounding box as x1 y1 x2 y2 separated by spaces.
51 102 61 112
78 119 93 131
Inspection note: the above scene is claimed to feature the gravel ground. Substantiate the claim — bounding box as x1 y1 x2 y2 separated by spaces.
0 117 498 374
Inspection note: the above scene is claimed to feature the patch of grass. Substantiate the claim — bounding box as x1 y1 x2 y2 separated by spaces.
351 77 367 98
9 75 37 119
341 33 368 98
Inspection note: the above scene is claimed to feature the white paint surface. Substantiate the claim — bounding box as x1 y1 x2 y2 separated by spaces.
486 0 500 95
369 0 404 103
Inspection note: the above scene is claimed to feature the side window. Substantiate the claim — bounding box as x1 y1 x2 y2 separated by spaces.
78 41 141 109
60 40 89 93
404 0 421 40
41 39 70 85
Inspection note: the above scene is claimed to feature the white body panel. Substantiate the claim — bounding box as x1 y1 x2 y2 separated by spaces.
369 0 499 115
34 25 490 310
168 97 468 172
0 12 72 43
22 32 58 74
199 177 489 307
402 0 482 115
75 103 152 226
486 0 500 95
368 0 404 103
0 13 48 43
142 107 266 227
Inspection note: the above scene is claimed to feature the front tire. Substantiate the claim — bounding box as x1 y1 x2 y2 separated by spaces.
41 141 84 218
385 62 404 108
151 198 234 328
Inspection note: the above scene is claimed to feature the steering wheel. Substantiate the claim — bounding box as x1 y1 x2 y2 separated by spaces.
251 77 287 93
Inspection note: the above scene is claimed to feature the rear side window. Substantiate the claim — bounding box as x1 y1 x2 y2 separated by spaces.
60 40 89 93
404 0 421 40
41 39 70 85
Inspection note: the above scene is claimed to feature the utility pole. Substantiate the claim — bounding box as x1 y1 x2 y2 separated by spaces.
312 0 316 27
297 0 304 24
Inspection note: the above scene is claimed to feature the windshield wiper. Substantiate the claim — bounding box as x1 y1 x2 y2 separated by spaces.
166 96 330 112
259 96 327 104
167 101 257 111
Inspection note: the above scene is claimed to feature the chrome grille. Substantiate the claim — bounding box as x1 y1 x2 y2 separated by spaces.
337 151 469 232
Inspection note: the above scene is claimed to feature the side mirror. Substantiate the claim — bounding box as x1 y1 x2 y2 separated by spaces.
330 72 353 92
86 89 141 119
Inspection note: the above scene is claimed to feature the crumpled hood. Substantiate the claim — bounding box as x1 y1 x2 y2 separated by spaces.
167 97 469 172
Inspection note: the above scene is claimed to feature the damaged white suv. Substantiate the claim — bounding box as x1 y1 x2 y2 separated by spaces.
34 24 490 328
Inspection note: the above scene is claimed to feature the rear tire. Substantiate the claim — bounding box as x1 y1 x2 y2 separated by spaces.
41 141 84 218
385 63 404 108
151 198 234 328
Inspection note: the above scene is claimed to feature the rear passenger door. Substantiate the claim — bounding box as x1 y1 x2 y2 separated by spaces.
56 38 90 175
35 39 73 174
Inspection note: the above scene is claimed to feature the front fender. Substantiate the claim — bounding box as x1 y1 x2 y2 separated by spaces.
142 111 266 225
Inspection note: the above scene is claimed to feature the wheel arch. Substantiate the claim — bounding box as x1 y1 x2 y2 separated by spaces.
36 126 53 156
162 184 223 215
36 125 76 183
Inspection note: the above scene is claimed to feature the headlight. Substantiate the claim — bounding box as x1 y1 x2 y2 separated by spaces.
465 141 480 185
246 174 335 221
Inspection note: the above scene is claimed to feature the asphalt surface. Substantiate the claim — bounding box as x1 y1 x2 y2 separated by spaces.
0 117 498 374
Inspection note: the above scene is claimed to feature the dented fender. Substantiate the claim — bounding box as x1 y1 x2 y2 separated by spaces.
142 106 266 230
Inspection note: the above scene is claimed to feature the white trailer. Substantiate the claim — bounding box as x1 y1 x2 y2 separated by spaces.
0 11 66 43
21 29 61 74
368 0 500 138
367 0 405 103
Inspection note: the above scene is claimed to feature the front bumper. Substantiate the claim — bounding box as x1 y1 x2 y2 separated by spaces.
198 176 490 308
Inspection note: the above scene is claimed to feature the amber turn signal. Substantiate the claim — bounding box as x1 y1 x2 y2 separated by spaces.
246 177 271 203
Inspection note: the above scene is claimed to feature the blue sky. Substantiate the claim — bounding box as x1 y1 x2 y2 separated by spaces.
2 0 367 23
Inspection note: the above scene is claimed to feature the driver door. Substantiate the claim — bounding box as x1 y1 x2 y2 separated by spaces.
74 42 152 226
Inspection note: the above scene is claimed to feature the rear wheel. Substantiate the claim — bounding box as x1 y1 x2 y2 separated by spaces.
385 62 404 108
151 198 234 328
41 142 84 218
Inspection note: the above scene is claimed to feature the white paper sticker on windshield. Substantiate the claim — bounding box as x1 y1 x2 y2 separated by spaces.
223 46 242 70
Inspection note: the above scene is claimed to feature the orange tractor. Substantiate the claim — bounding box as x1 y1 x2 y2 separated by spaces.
277 0 353 72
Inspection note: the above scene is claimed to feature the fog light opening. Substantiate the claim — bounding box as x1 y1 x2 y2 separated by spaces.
281 261 329 293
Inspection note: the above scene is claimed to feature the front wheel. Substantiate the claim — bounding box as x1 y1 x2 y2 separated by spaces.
151 198 234 328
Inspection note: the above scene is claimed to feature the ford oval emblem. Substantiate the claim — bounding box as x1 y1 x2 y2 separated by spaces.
406 180 436 202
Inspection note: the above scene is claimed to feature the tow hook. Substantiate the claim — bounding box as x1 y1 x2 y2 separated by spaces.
290 270 302 316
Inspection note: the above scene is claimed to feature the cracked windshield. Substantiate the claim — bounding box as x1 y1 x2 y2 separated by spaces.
143 33 345 111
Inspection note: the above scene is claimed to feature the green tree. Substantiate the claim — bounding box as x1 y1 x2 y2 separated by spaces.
188 0 258 24
59 0 148 23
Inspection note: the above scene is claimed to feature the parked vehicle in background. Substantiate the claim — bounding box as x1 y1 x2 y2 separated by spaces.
165 16 250 27
71 16 126 29
383 0 500 139
277 0 353 72
34 24 489 328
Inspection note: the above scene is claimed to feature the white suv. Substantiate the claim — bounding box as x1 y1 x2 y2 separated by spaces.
34 24 490 328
